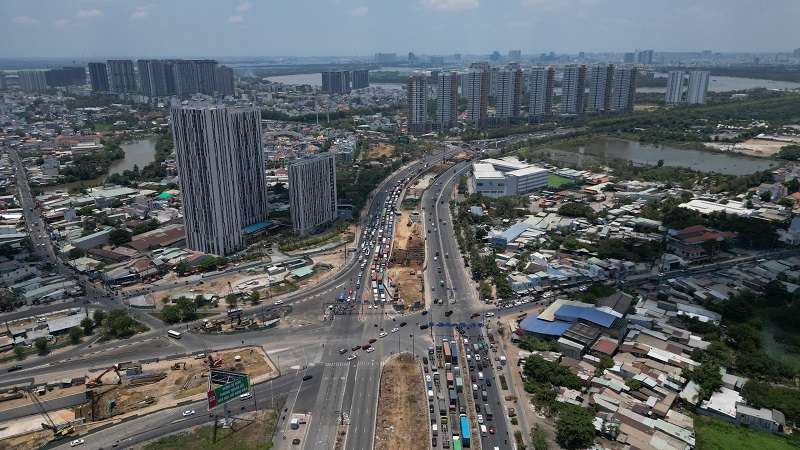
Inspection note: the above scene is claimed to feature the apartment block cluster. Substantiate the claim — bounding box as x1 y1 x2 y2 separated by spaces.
320 70 370 94
407 62 638 133
16 59 236 100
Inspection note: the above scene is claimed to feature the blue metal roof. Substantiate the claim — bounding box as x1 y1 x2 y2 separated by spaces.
555 304 616 328
519 314 572 337
242 221 271 234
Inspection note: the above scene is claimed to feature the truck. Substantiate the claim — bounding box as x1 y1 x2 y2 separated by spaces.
455 377 463 393
449 389 457 410
450 342 458 364
438 398 447 415
458 393 467 415
500 356 507 365
446 372 455 388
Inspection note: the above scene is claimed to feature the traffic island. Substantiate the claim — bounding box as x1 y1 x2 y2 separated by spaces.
374 352 428 450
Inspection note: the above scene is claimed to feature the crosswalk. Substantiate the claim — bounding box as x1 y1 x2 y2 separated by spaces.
326 360 381 368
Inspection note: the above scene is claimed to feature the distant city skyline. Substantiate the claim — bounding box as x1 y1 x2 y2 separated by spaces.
2 0 799 58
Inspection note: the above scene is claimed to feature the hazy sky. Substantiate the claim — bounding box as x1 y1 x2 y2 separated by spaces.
2 0 798 58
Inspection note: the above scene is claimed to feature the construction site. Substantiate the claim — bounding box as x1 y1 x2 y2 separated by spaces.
0 348 276 450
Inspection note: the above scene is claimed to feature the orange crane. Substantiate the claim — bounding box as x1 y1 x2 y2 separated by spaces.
85 364 121 388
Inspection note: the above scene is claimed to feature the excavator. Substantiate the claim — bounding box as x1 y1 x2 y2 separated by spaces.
29 389 74 440
85 364 121 388
170 362 186 370
207 354 222 367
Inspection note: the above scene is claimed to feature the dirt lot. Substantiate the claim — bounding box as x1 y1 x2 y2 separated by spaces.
387 211 424 310
0 348 275 450
369 143 396 159
705 137 800 157
374 353 428 450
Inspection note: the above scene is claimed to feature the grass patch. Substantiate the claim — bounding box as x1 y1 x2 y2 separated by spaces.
694 415 800 450
761 319 800 373
147 312 217 323
143 410 278 450
547 174 574 188
499 374 509 390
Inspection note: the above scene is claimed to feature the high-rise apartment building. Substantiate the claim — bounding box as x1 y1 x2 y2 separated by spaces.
436 71 458 130
407 75 428 133
138 60 218 97
352 70 370 90
508 50 522 61
0 72 6 91
321 71 350 94
495 66 523 123
466 62 489 128
88 63 109 93
171 105 269 255
375 53 397 63
610 66 637 113
588 64 614 112
636 50 654 65
288 153 338 236
107 60 137 93
686 71 710 104
138 60 175 97
623 53 636 64
665 71 685 104
215 65 235 97
561 64 586 114
528 67 554 122
44 67 86 87
18 71 48 92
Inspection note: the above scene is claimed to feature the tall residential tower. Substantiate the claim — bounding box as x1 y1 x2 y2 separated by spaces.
686 71 710 104
436 71 458 130
587 64 614 112
665 71 685 104
610 66 637 113
407 75 428 133
171 105 269 255
107 60 137 93
88 63 109 93
288 154 338 236
466 62 489 128
528 67 554 122
561 64 586 114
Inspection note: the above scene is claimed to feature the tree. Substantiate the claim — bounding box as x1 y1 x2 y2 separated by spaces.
174 261 189 275
104 309 137 338
250 290 261 304
479 281 493 299
68 247 86 260
495 276 514 299
625 378 642 391
598 355 614 374
108 228 132 246
176 296 198 321
93 309 106 325
530 424 550 450
225 294 239 308
555 403 596 450
80 316 94 335
760 191 773 202
34 337 49 354
68 326 84 343
194 295 206 308
13 346 25 359
160 305 181 324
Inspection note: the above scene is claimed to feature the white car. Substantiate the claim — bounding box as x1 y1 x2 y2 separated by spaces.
70 440 84 447
182 410 195 417
366 347 375 353
485 312 495 317
477 414 484 424
347 355 357 361
379 332 388 338
426 375 431 382
475 355 481 362
275 300 284 305
391 327 399 333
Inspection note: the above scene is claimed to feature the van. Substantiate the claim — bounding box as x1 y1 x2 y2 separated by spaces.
240 392 252 400
428 389 434 401
480 424 488 437
482 390 488 401
432 423 438 436
478 372 484 380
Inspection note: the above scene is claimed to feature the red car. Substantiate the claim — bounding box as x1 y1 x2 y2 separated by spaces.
362 344 371 350
471 375 476 382
489 426 495 434
368 338 377 344
424 365 429 373
470 313 480 318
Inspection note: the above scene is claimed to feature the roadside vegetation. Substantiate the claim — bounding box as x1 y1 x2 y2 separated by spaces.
142 410 278 450
694 415 800 450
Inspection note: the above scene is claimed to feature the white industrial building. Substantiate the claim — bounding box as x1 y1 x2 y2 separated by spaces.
473 157 548 198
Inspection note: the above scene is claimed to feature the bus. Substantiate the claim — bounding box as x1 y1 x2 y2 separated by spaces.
484 404 493 421
460 414 471 447
167 330 182 339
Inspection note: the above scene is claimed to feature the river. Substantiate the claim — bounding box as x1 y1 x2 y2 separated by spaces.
537 138 778 176
45 137 157 193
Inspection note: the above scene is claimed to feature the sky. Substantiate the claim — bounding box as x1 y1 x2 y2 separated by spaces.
2 0 798 58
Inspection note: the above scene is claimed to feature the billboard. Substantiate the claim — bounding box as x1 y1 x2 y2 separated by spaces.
207 374 250 410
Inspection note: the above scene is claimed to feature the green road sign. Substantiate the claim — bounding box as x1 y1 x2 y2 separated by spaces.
207 374 250 409
398 136 410 145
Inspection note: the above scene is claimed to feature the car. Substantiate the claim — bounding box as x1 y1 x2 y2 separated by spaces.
339 348 348 354
352 345 361 351
70 439 84 447
469 313 480 318
274 300 284 305
489 426 495 434
485 312 495 317
36 318 46 323
182 410 195 417
421 310 428 316
475 355 481 362
422 356 429 365
485 379 492 387
347 355 357 361
379 332 388 338
391 327 399 333
430 404 435 414
476 403 481 412
420 324 429 330
362 344 371 350
366 347 375 353
477 414 484 424
369 338 377 344
240 392 252 400
471 375 477 382
432 437 437 447
658 272 665 277
399 322 407 327
7 365 22 372
444 310 453 317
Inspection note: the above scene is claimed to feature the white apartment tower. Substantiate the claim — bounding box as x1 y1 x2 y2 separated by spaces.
407 75 428 133
495 66 523 123
665 71 685 104
610 66 637 112
528 67 554 122
171 105 269 256
588 64 614 112
436 71 458 130
466 62 489 128
686 71 710 104
288 153 338 236
561 65 586 114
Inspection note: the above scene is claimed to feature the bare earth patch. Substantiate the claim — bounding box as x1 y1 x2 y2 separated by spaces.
374 353 428 450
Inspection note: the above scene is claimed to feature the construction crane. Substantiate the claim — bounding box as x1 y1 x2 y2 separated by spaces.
29 389 74 440
85 364 121 388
